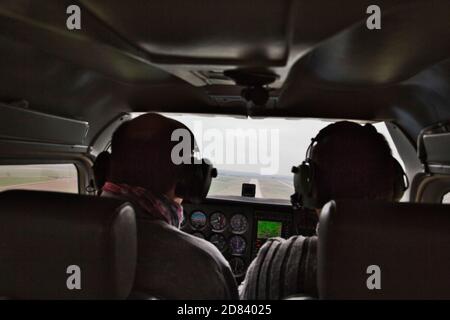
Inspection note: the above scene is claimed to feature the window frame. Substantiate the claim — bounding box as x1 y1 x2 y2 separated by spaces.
0 158 89 194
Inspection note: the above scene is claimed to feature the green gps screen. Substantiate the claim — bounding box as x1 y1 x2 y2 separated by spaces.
257 220 282 239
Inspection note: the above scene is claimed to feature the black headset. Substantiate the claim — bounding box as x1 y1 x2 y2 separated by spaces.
290 124 409 209
92 147 217 204
175 156 217 204
171 130 218 203
92 151 111 193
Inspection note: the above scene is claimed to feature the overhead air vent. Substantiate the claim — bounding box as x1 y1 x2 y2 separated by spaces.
224 68 279 106
192 70 234 85
224 68 278 87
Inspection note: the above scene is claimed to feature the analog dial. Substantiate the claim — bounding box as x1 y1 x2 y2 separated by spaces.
229 235 246 255
210 212 227 231
209 233 227 253
190 210 207 230
230 214 248 234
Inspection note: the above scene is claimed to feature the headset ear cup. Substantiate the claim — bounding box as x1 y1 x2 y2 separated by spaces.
292 161 316 209
299 163 313 196
174 164 188 199
392 158 408 201
175 158 217 204
192 158 216 203
93 151 111 190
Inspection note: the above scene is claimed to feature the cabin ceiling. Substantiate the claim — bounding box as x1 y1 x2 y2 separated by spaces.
0 0 449 144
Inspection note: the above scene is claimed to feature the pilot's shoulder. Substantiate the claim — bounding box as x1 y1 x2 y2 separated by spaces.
258 235 295 251
179 229 229 264
256 235 316 262
146 219 228 265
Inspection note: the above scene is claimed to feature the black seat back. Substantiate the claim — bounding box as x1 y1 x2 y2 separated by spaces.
0 190 137 299
318 200 450 299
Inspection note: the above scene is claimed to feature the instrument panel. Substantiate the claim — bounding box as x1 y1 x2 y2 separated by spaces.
182 198 296 280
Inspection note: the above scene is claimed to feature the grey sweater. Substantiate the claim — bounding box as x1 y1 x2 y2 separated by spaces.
239 235 318 300
102 191 238 299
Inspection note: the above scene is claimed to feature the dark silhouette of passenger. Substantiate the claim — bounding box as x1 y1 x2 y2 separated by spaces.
240 121 407 299
101 113 238 299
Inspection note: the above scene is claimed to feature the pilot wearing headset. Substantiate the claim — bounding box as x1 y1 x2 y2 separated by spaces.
239 121 408 300
97 113 238 300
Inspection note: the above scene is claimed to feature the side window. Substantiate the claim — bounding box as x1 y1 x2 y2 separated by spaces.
442 192 450 204
374 122 408 201
0 164 78 193
374 122 405 170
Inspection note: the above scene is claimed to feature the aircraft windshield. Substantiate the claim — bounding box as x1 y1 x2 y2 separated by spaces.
139 114 403 201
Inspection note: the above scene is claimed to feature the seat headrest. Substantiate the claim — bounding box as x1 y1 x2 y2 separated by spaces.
318 200 450 299
0 190 137 299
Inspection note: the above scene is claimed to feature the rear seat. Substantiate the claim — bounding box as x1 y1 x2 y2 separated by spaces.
318 199 450 299
0 190 137 299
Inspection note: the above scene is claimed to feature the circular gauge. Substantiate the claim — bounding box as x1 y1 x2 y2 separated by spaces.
209 234 227 253
210 212 227 232
192 232 205 239
230 214 248 234
229 235 246 255
190 210 207 230
229 257 246 277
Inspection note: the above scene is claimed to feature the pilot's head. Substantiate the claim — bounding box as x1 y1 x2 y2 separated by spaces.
292 121 407 212
108 113 195 202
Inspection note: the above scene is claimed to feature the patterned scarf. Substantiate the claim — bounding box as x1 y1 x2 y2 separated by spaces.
102 182 184 228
